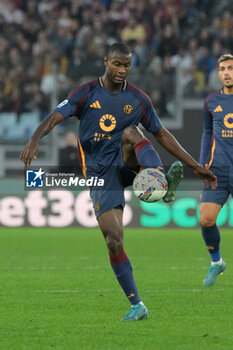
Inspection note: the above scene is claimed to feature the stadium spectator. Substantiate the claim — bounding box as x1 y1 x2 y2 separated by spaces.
198 27 213 50
150 88 168 117
207 67 222 94
120 15 147 44
67 48 84 79
58 131 79 173
196 47 216 83
221 10 232 31
192 64 206 97
162 56 176 102
210 17 222 40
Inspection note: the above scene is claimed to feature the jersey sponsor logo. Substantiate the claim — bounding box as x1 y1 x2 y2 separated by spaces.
224 113 233 128
123 104 133 114
90 100 101 109
214 105 223 112
26 169 44 188
57 99 68 108
99 114 116 132
94 133 111 141
222 130 233 137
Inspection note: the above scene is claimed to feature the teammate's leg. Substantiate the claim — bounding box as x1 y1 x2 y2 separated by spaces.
97 208 148 321
200 202 226 286
122 126 183 201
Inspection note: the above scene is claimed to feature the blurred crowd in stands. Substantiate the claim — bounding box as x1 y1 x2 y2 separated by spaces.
0 0 232 119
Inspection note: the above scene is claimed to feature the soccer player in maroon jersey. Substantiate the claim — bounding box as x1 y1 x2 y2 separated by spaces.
200 54 233 287
21 43 216 321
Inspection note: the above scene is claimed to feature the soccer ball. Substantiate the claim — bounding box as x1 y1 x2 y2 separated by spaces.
133 168 168 202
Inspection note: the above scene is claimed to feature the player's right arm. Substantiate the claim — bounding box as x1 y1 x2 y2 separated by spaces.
20 85 84 166
20 111 65 166
199 99 213 169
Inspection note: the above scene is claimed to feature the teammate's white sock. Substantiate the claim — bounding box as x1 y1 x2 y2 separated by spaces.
211 258 223 265
132 301 144 307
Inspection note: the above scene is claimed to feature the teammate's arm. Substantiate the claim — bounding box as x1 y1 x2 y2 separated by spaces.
20 111 65 166
199 101 213 169
153 127 217 189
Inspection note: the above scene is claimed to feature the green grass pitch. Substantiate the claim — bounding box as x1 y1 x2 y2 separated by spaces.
0 227 232 350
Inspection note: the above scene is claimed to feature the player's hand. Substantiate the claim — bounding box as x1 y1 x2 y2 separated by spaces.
193 165 217 190
20 139 39 167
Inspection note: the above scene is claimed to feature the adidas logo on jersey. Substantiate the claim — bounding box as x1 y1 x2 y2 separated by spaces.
214 105 223 112
90 101 101 109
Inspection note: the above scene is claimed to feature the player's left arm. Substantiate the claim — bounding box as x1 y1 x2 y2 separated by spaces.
139 94 217 189
153 127 217 189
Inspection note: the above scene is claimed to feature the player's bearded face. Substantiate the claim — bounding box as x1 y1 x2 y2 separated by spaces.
218 60 233 89
105 53 132 84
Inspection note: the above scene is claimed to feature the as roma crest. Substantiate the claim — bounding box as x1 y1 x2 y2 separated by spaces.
123 104 133 115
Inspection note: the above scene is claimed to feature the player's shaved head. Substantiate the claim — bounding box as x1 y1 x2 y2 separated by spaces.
103 42 132 92
106 42 132 59
218 54 233 67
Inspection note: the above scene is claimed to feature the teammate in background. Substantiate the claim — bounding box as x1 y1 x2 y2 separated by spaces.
20 43 217 321
58 131 79 173
200 54 233 287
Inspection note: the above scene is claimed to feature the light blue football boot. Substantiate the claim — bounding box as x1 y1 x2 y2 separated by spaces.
163 161 183 202
203 261 226 287
121 302 149 321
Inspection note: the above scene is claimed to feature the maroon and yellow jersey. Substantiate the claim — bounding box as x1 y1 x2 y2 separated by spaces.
55 77 163 177
200 89 233 170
